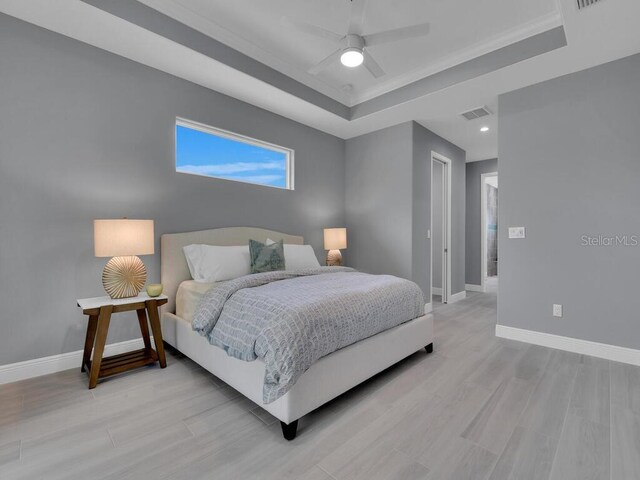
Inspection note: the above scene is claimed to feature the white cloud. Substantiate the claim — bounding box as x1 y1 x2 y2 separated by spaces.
177 161 283 175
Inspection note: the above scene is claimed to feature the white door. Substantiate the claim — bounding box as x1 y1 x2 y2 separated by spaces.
431 152 452 304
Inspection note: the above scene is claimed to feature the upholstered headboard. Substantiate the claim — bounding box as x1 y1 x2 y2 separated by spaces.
160 227 304 313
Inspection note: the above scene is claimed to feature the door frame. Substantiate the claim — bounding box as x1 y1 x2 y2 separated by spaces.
480 172 498 290
430 151 452 304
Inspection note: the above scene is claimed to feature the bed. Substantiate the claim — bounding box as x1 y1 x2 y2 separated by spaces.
160 227 434 440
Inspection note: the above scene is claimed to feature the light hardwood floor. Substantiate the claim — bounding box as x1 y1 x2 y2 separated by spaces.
1 289 638 479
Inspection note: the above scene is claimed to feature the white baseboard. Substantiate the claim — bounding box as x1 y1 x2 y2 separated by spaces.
466 284 486 293
449 291 467 304
0 337 152 385
424 302 433 314
431 287 443 296
495 325 640 366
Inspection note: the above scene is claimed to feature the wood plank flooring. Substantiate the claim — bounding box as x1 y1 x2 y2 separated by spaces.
1 288 638 479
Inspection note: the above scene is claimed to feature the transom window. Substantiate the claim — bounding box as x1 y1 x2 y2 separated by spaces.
175 118 294 190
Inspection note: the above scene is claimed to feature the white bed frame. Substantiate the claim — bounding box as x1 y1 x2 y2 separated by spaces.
160 227 434 440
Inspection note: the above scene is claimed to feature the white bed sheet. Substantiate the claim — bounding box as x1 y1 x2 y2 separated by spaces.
176 280 215 324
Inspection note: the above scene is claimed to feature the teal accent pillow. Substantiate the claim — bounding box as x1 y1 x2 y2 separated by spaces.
249 239 285 273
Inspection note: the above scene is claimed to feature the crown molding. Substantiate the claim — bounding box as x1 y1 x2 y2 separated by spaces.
136 0 352 106
351 11 563 105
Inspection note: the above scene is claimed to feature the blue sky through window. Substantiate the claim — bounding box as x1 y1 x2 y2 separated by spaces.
176 124 289 188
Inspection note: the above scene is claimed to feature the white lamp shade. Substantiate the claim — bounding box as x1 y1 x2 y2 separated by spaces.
94 219 155 257
324 228 347 250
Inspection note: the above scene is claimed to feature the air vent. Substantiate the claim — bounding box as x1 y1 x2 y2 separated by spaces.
577 0 601 10
461 106 492 121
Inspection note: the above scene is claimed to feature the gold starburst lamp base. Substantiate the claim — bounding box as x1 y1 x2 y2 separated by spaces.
102 255 147 299
326 249 343 266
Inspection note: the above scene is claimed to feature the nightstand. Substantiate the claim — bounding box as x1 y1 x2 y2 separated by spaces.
76 293 168 389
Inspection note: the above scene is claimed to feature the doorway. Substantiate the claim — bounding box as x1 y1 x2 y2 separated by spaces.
431 152 452 304
481 173 498 292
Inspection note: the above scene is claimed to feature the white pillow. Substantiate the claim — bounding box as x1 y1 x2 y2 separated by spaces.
266 239 321 271
183 244 251 282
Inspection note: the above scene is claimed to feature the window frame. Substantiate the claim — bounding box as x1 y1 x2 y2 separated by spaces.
175 117 295 190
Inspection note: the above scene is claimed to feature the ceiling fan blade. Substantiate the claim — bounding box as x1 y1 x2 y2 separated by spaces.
363 50 385 78
282 17 343 43
308 49 342 75
363 22 430 46
348 0 367 34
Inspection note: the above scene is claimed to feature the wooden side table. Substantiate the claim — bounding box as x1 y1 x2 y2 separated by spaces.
77 293 168 389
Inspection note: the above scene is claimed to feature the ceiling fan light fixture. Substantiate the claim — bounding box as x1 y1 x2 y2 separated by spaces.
340 48 364 67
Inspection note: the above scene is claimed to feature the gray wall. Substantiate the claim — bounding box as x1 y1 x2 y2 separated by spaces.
344 124 414 280
345 121 466 301
498 52 640 349
0 14 345 365
465 159 498 286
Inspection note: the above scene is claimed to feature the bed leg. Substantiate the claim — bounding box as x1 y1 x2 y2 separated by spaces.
425 343 434 354
281 420 298 441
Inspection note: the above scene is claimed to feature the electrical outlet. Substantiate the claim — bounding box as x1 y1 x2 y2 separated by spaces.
509 227 526 239
553 304 563 317
427 229 431 239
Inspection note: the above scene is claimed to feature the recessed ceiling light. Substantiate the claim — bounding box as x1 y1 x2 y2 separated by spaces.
340 48 364 68
480 126 490 133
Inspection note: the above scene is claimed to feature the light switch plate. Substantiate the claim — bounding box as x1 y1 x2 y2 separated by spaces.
553 304 563 317
509 227 526 239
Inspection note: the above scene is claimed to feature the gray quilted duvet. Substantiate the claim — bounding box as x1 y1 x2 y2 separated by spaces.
192 267 425 403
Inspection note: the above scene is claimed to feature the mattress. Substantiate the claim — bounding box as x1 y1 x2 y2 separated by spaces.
176 280 215 324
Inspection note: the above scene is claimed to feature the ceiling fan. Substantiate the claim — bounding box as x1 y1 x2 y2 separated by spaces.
283 0 430 78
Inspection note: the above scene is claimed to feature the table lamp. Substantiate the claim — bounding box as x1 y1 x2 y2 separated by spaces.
323 228 347 266
94 219 155 299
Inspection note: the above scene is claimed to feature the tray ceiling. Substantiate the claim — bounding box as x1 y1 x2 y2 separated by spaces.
137 0 561 105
